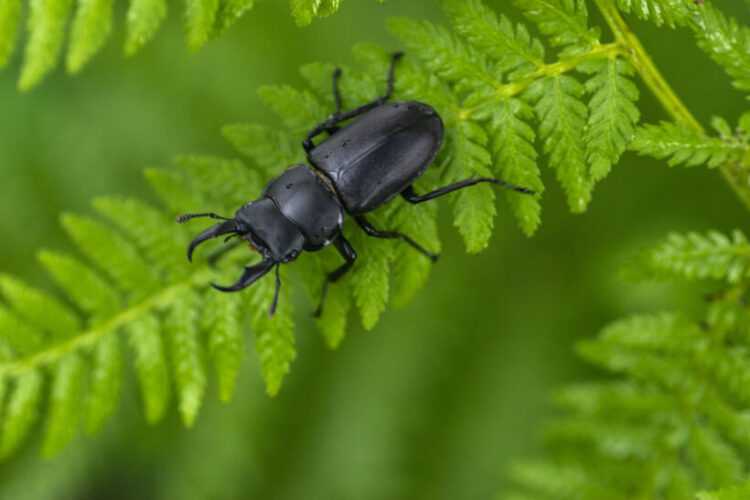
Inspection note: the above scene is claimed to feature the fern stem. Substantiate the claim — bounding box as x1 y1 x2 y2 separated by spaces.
463 42 624 117
0 268 216 377
593 0 750 212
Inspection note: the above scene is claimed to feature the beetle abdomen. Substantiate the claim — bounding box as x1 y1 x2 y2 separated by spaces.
310 101 444 214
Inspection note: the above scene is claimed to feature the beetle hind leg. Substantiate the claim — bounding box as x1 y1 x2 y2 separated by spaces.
401 178 536 205
354 215 439 262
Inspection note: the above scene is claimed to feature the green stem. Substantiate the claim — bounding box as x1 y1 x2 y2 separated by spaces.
593 0 750 212
0 266 218 377
462 42 625 119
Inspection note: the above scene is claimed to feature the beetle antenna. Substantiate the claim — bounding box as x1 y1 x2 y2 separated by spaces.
176 212 232 224
269 265 282 317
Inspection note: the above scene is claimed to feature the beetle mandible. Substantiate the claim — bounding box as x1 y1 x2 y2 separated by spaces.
177 52 535 316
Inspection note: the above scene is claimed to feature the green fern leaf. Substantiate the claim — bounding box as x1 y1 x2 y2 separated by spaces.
514 0 599 51
19 0 74 91
222 124 301 175
0 274 81 340
631 120 746 168
0 370 43 458
38 251 121 323
203 289 244 402
0 0 22 67
527 74 591 212
389 202 440 308
124 0 167 56
85 334 122 434
185 0 220 51
449 120 497 252
42 353 86 457
388 18 498 93
443 0 545 78
691 4 750 93
615 0 693 28
641 230 750 284
257 85 327 133
61 214 160 297
582 58 640 182
166 288 207 427
489 97 543 236
290 0 341 26
214 0 256 34
93 197 188 279
66 0 113 73
128 314 171 424
249 268 295 396
0 307 44 355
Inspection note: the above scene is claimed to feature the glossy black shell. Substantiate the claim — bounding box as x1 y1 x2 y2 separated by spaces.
263 165 343 250
309 101 444 214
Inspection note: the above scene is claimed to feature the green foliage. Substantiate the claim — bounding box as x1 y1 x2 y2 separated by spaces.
639 230 750 284
0 0 377 91
391 0 640 231
614 0 693 28
690 3 750 93
632 117 749 169
507 244 750 497
698 480 750 500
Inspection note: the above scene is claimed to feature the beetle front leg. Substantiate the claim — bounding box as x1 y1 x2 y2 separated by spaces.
354 215 439 262
401 178 536 204
313 235 357 318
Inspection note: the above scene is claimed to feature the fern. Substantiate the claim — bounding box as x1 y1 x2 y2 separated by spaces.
614 0 693 28
391 0 639 229
632 116 750 168
0 0 377 91
507 250 750 497
0 0 747 475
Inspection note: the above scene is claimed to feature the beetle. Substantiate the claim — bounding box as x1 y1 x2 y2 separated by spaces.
177 52 535 316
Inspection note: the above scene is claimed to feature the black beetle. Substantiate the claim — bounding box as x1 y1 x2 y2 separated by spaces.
177 53 534 315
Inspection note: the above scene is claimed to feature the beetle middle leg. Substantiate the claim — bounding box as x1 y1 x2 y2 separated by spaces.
314 235 357 318
303 52 404 154
354 215 439 262
401 178 536 204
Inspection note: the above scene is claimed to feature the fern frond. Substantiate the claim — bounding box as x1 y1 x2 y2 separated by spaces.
290 0 340 26
638 230 750 284
0 0 22 68
527 74 591 212
508 228 750 498
632 119 748 168
4 0 377 90
514 0 599 52
691 4 750 93
614 0 693 28
66 0 113 73
19 0 74 91
388 0 640 233
582 58 640 182
443 0 545 78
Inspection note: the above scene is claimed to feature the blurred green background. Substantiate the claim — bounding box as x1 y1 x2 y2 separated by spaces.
0 1 748 499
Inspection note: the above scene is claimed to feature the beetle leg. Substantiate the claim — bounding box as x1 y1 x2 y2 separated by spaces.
212 257 275 293
313 235 357 318
354 215 439 262
401 178 536 204
303 52 404 154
